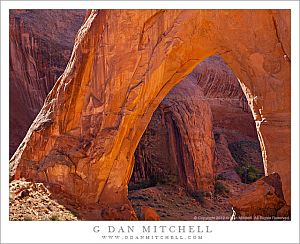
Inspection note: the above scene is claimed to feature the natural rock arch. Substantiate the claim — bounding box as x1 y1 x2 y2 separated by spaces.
132 73 216 195
10 10 291 209
131 55 265 198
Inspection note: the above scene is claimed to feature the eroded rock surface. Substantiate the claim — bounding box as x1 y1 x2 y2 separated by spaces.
230 173 288 219
193 56 265 182
9 10 85 157
10 10 291 215
140 206 160 221
132 78 214 194
132 55 263 195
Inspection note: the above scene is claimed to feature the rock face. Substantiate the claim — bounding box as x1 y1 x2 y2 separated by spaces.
9 10 85 157
132 78 215 194
192 56 258 141
191 56 264 181
99 204 137 220
10 10 291 214
132 55 263 193
140 206 160 221
230 173 288 218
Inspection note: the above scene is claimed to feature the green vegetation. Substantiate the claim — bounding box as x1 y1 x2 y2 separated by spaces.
235 164 261 184
166 174 178 185
151 175 166 185
214 181 229 195
229 140 264 184
152 173 178 185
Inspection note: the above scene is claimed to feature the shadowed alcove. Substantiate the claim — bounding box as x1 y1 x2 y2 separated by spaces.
128 56 264 220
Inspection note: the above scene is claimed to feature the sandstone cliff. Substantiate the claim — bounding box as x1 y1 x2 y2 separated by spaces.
10 10 291 217
192 56 264 179
9 10 85 157
132 78 215 194
132 55 264 194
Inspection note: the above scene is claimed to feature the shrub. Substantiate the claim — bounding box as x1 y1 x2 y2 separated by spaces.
215 174 225 181
247 165 260 183
150 173 177 186
214 181 229 195
167 174 178 185
189 191 205 204
229 140 263 184
235 164 260 184
128 173 178 191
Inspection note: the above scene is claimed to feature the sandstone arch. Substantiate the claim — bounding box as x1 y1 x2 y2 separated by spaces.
132 74 216 195
131 55 265 198
10 10 291 210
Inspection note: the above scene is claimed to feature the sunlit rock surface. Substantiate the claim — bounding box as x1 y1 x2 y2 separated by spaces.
10 10 291 216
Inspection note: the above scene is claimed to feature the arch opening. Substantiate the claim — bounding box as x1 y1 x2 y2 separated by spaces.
128 55 265 220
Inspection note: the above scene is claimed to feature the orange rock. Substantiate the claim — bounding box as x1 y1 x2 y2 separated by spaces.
133 77 214 193
10 10 291 214
229 173 288 218
9 10 85 157
131 55 262 193
100 204 138 221
140 206 160 221
276 205 291 218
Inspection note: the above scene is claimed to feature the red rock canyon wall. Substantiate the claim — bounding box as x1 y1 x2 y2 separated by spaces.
132 55 264 193
9 10 85 157
10 10 291 208
132 77 215 194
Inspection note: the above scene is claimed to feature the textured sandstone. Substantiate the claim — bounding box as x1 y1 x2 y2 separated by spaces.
133 78 214 194
192 56 264 180
140 206 160 221
213 133 240 181
132 55 263 192
9 10 85 157
230 173 288 218
10 10 291 212
192 56 258 141
99 204 138 220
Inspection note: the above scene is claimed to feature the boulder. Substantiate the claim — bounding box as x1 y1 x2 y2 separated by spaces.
230 173 289 218
100 204 138 221
140 206 160 221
